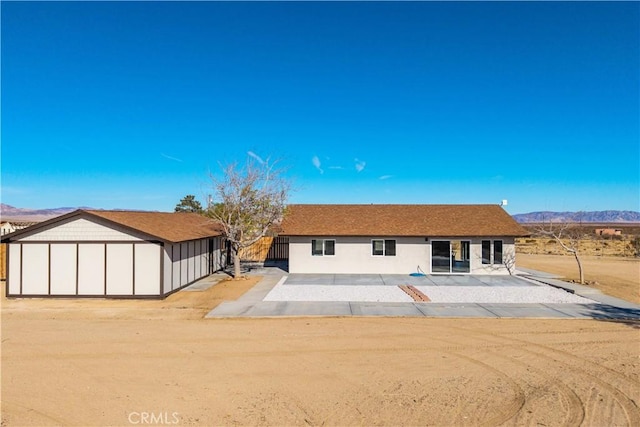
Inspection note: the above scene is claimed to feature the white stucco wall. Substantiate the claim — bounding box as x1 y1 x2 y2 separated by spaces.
467 237 516 275
20 218 143 241
288 236 430 274
289 236 517 275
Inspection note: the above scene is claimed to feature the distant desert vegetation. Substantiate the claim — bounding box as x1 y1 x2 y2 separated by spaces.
516 224 640 258
516 224 640 303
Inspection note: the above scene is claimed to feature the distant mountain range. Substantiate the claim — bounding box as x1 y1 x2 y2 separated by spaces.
0 204 94 222
2 204 639 224
512 210 640 223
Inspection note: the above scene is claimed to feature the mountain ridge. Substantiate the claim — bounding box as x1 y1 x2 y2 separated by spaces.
512 210 640 223
0 204 131 222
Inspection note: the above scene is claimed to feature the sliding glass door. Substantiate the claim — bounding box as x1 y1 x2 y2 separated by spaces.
431 240 471 273
431 241 451 273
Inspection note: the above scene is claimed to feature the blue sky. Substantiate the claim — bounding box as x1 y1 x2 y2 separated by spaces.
2 1 638 215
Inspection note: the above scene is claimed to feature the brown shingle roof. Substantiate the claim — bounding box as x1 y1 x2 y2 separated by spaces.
280 204 528 237
84 210 222 243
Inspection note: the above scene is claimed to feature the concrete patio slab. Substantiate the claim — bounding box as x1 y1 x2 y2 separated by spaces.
379 275 435 286
426 275 476 286
415 303 499 317
516 267 562 278
182 273 229 291
242 301 290 317
544 303 640 320
206 300 256 317
279 302 353 317
284 274 336 285
477 303 574 318
333 274 386 286
350 302 424 316
205 268 640 320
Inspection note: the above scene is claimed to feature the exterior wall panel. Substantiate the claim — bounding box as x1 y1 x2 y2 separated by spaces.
8 244 21 294
180 242 188 286
194 241 201 278
211 237 222 272
50 244 77 295
22 244 49 294
106 244 133 295
134 244 160 295
188 241 196 283
78 244 105 295
171 244 180 291
163 246 172 294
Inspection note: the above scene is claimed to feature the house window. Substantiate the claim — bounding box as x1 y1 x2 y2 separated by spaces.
494 240 503 264
312 239 335 256
482 240 491 264
372 239 396 256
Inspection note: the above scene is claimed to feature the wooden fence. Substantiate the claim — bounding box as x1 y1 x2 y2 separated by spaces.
238 236 289 262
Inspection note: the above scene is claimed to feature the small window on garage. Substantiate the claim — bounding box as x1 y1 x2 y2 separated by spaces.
372 239 396 256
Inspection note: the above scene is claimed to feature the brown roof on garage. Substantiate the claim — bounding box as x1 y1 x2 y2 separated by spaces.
84 210 222 243
279 204 528 237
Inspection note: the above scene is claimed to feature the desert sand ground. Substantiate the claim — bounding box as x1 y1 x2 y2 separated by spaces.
2 273 640 426
517 254 640 304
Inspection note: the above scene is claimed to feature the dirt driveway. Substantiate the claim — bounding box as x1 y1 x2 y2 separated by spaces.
2 277 639 426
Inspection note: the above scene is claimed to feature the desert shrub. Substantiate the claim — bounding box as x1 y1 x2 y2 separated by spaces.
632 237 640 257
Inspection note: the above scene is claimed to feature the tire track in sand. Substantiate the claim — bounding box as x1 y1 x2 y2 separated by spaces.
427 335 585 427
441 324 640 426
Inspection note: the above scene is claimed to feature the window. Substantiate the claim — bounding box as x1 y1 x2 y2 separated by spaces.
482 240 491 264
312 239 324 256
372 239 396 256
493 240 503 264
385 239 396 256
324 240 335 256
311 239 335 256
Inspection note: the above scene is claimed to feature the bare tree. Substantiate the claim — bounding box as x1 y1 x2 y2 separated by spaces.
534 215 586 284
207 156 290 278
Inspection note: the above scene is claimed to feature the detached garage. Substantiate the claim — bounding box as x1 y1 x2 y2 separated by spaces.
1 210 226 298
